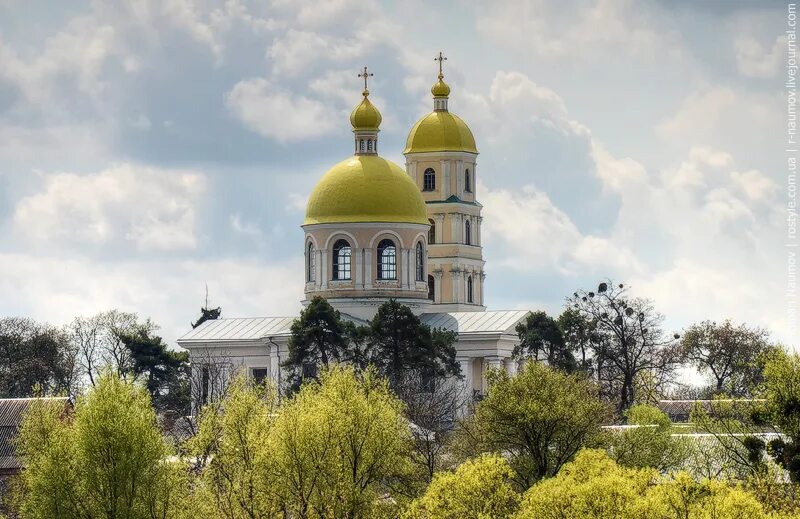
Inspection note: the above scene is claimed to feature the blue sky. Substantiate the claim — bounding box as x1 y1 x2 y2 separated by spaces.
0 0 790 348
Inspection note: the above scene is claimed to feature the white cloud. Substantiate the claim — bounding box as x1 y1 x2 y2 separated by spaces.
12 164 207 252
0 253 303 347
735 33 785 79
225 77 337 141
267 29 363 76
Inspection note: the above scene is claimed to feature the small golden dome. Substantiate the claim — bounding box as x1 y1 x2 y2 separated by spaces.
404 111 477 154
349 90 382 131
305 156 428 225
431 75 451 97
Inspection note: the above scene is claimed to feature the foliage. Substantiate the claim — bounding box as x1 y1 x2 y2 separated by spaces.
763 351 800 481
191 306 221 329
567 280 680 413
557 307 596 374
188 375 282 518
14 372 187 519
366 300 460 387
122 329 190 415
404 454 520 519
0 317 76 397
69 310 156 387
513 311 577 373
270 366 411 518
455 362 612 488
283 296 357 390
681 320 773 396
607 404 689 472
514 449 775 519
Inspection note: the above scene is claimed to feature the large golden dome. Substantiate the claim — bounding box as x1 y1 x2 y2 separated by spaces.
404 111 477 154
304 156 428 225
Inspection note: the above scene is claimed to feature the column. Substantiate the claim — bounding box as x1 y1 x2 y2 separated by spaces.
441 160 450 198
269 342 281 386
320 249 329 289
434 214 445 243
503 357 518 376
477 216 483 247
364 248 373 288
456 159 463 195
451 214 460 243
434 270 443 303
458 357 473 415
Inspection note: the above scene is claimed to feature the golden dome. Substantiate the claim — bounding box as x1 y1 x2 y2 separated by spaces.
431 76 451 97
404 111 477 154
349 90 382 131
304 156 428 225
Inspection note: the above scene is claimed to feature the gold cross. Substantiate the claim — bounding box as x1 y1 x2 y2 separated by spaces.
435 51 447 78
358 66 373 92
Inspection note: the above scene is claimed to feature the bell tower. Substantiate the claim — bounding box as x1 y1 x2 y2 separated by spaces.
403 52 485 312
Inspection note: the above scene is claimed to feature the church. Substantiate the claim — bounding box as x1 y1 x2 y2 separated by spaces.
178 55 531 406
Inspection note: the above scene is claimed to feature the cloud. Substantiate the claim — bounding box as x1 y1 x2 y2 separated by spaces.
12 164 207 252
225 78 338 141
734 33 786 79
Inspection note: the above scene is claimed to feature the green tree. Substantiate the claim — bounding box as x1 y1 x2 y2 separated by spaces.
763 350 800 481
283 297 357 389
270 366 411 518
557 307 596 374
122 330 190 415
14 372 187 519
514 449 773 519
366 300 460 388
188 375 282 518
456 362 612 488
514 311 577 373
607 404 688 472
404 454 520 519
681 320 773 396
0 317 76 397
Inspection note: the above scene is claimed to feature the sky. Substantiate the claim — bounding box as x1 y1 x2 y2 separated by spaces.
0 0 792 349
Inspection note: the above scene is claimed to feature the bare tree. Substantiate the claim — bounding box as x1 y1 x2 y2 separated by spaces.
393 371 470 484
69 310 155 388
567 281 681 414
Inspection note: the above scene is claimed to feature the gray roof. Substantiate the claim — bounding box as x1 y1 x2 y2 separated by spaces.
178 317 296 343
420 310 530 335
0 398 71 472
179 310 529 344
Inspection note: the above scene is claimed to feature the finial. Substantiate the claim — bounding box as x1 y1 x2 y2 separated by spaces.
358 66 373 96
435 51 447 79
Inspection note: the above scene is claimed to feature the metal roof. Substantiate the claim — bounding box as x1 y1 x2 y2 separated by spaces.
0 398 71 472
420 310 529 335
178 317 295 343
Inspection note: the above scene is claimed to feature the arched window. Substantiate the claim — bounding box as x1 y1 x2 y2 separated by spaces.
465 219 472 245
428 219 436 244
423 168 436 191
306 242 315 282
332 239 351 280
377 239 396 280
467 275 474 303
465 169 472 193
428 275 435 301
415 241 425 281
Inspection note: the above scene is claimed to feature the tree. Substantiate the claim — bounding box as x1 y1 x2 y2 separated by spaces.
404 454 520 519
69 310 156 387
681 320 773 396
567 280 680 413
557 307 595 374
0 317 76 397
762 350 800 481
188 375 282 518
191 286 221 329
283 296 357 389
455 362 612 488
14 372 188 519
122 329 191 416
514 449 772 519
269 366 411 518
514 311 577 373
366 299 460 388
607 404 689 472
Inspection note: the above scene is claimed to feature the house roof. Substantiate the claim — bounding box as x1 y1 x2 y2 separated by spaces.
419 310 530 335
178 317 296 343
179 310 529 344
0 397 71 472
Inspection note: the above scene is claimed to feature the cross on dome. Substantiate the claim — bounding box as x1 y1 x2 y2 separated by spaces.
358 66 374 95
435 51 447 79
